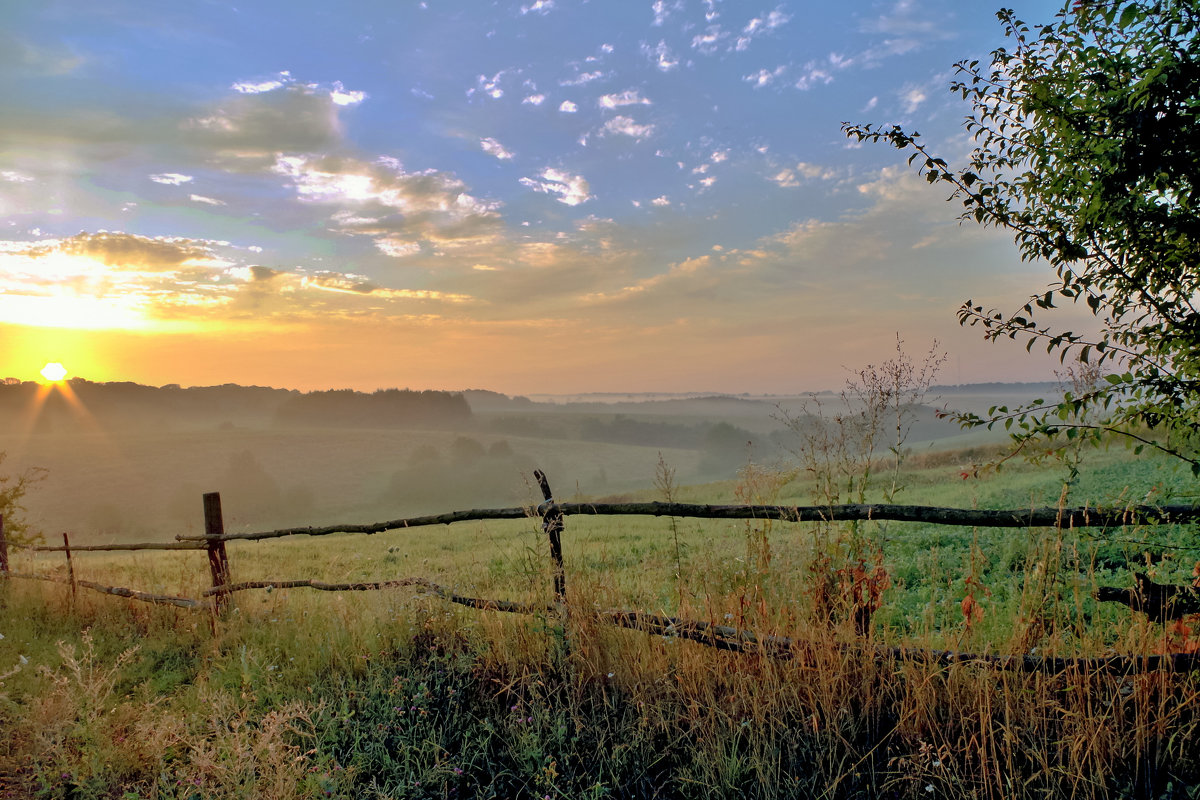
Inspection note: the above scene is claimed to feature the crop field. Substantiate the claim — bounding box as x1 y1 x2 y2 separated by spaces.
3 439 1200 799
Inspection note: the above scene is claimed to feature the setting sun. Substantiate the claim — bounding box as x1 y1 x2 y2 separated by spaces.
40 362 68 382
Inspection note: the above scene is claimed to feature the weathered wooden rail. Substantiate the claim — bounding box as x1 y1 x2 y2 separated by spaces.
3 474 1200 673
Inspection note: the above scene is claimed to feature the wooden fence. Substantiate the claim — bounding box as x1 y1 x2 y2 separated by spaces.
3 469 1200 674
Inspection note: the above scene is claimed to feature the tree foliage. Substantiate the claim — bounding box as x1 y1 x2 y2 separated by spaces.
0 452 45 548
844 2 1200 470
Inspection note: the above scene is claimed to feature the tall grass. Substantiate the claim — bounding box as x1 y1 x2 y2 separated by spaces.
3 483 1199 799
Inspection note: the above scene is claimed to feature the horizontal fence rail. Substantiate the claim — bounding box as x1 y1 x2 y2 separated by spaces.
23 540 209 553
173 501 1200 544
5 478 1200 674
2 570 206 609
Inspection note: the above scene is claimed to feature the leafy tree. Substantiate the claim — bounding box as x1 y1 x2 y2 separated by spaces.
844 2 1200 470
0 452 45 548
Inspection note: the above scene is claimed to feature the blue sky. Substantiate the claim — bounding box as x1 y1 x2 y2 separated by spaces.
0 0 1073 394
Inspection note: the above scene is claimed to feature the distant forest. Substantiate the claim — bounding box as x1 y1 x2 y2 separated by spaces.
0 379 472 430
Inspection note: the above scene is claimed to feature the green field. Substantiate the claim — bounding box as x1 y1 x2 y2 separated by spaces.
3 435 1200 799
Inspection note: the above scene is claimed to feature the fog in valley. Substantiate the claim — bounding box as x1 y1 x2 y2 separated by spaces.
0 379 1051 544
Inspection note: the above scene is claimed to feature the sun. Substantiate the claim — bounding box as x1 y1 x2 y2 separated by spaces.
40 362 68 382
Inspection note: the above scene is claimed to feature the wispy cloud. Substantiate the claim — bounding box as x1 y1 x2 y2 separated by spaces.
769 162 835 188
641 40 679 72
601 115 655 141
900 84 928 113
519 168 592 206
231 75 288 94
744 66 786 88
480 137 515 160
598 89 652 109
690 25 727 55
736 8 791 50
520 0 555 15
559 70 607 87
149 173 194 185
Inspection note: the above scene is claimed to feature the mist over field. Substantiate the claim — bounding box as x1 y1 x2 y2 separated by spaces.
0 378 1051 543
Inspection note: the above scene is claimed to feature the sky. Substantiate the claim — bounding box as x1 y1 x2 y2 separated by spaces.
0 0 1077 395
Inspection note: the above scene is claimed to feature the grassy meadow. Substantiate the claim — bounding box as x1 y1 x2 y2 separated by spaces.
3 434 1200 799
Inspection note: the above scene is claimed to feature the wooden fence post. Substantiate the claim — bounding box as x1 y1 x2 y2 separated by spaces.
533 469 566 609
0 514 7 574
203 492 231 614
63 532 76 606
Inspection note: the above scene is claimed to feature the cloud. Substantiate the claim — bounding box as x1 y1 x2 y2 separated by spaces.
0 232 236 330
558 100 578 113
189 194 225 206
519 168 592 206
50 231 217 271
184 83 350 169
651 195 670 206
598 89 652 109
375 238 422 258
651 0 679 26
900 85 929 113
523 93 546 106
272 154 503 247
691 25 728 55
641 40 679 72
736 8 791 50
232 76 288 94
149 173 194 185
520 0 555 14
600 115 655 141
480 137 514 160
472 71 509 99
794 63 834 91
329 81 366 106
769 162 835 188
744 66 786 88
559 70 606 87
856 0 952 65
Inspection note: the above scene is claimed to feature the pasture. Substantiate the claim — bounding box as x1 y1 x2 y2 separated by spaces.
3 441 1200 799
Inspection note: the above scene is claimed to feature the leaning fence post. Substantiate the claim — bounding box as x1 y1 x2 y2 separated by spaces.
533 469 567 610
0 514 7 574
203 492 231 615
63 532 76 606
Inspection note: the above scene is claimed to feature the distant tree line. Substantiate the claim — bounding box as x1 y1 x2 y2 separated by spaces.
273 388 472 429
0 379 472 431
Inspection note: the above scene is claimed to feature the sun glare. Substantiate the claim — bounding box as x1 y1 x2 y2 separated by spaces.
41 362 68 382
